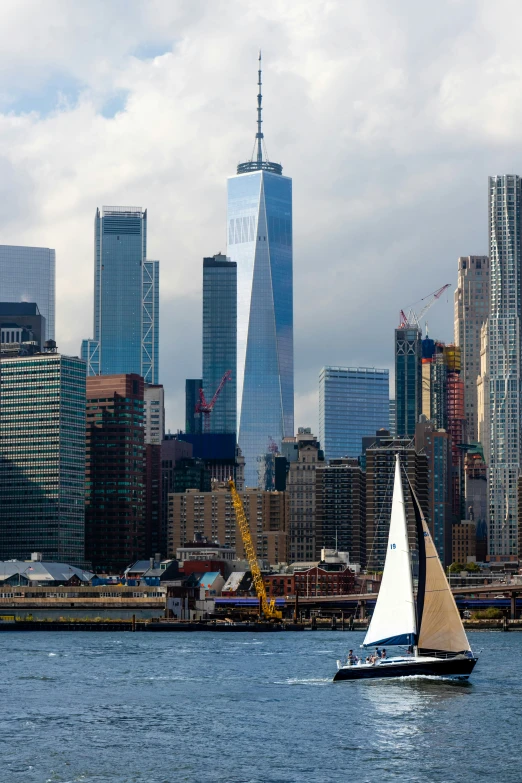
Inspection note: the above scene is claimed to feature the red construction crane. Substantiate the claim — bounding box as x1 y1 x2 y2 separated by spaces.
399 284 451 329
195 371 232 432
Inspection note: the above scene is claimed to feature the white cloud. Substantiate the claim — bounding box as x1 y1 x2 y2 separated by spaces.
0 0 520 435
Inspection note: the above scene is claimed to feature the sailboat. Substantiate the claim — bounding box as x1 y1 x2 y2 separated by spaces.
333 455 478 682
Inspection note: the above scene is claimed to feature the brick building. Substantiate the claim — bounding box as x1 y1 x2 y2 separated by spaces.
168 487 287 565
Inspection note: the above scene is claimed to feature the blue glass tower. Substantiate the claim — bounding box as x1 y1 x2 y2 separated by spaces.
227 54 294 486
319 366 390 461
202 254 237 434
81 206 159 383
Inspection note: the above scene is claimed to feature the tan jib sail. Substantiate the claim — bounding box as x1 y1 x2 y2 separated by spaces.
416 510 470 655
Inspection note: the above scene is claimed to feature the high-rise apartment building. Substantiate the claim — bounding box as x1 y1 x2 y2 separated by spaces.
487 175 521 555
0 245 55 340
415 417 453 567
388 399 396 437
286 429 324 563
143 384 164 556
202 254 237 434
365 435 428 570
477 323 489 463
0 352 86 564
319 366 389 461
168 486 287 565
227 55 293 486
82 207 159 383
454 256 490 443
315 458 366 566
143 384 164 446
85 374 145 572
395 325 422 438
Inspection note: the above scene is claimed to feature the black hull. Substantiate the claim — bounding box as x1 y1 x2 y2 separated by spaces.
333 657 477 682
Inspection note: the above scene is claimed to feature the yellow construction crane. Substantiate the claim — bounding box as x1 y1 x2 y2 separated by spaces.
228 479 282 621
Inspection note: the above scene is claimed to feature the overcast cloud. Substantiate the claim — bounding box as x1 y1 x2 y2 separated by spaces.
0 0 519 433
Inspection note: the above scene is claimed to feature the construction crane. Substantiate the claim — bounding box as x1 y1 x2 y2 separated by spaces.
228 479 282 621
195 370 232 432
399 284 451 329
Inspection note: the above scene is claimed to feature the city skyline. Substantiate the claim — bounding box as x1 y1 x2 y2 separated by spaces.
0 4 515 436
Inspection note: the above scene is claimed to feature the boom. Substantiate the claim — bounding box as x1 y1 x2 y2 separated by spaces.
228 479 282 620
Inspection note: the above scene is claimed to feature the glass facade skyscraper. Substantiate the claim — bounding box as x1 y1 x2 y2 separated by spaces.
227 56 294 486
202 254 237 434
319 366 390 461
0 245 55 340
395 325 422 438
82 207 159 383
0 353 86 564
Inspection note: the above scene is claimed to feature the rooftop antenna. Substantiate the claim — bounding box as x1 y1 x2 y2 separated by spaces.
256 50 263 166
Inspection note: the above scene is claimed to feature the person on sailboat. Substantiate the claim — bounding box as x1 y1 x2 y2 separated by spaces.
381 649 387 659
347 650 357 665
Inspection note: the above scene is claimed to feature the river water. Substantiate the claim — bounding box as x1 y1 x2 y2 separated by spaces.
4 630 521 783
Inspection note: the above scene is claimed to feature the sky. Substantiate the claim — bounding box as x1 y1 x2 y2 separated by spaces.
1 0 521 435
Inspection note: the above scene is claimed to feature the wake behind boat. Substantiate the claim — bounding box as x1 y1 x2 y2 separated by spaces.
333 455 478 682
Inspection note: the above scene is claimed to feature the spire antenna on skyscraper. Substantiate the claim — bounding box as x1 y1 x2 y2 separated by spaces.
256 50 263 166
237 52 283 175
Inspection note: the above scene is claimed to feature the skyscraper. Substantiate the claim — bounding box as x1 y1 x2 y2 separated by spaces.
454 256 490 442
0 351 86 564
0 245 55 340
319 366 389 461
488 175 521 556
85 374 145 572
395 324 422 438
227 54 293 487
185 379 202 435
202 253 237 434
82 207 159 383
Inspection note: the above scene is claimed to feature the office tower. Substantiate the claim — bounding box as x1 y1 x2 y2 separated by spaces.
395 324 422 438
415 417 453 567
0 245 55 340
82 207 159 383
315 458 366 566
454 256 490 443
365 434 428 570
143 384 164 445
202 254 237 434
185 379 202 435
176 431 245 490
0 302 45 355
0 351 86 564
227 55 294 486
168 486 287 565
286 429 324 563
488 175 520 555
388 399 396 437
85 374 145 572
319 366 389 461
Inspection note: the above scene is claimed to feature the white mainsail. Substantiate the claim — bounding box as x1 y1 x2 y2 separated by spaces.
363 455 416 648
416 508 471 654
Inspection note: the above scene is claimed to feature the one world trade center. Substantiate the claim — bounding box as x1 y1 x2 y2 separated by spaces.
227 54 294 487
